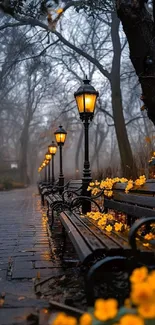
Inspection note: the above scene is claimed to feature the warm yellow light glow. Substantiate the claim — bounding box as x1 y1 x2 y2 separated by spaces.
75 93 97 113
55 133 66 144
45 153 52 160
48 145 57 155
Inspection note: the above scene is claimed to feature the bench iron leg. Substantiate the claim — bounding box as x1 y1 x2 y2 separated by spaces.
85 256 127 306
41 194 45 206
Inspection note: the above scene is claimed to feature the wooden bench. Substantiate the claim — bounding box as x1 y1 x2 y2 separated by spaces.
48 180 155 304
57 209 155 305
45 180 83 225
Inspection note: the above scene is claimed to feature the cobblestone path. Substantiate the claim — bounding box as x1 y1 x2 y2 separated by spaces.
0 187 60 324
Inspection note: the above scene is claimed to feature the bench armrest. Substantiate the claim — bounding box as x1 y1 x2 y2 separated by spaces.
62 188 82 201
129 217 155 250
70 195 102 212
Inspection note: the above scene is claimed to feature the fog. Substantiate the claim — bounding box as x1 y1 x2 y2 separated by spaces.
0 1 154 186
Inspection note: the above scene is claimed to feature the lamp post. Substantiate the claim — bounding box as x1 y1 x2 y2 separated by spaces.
74 77 99 213
54 125 67 194
42 160 47 182
45 152 52 183
48 141 57 185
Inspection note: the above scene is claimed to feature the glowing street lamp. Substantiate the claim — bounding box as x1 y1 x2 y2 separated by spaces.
48 141 57 185
54 126 67 194
45 152 52 183
74 77 99 213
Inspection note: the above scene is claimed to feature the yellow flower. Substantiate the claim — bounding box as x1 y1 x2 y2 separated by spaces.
107 214 114 220
114 222 123 232
95 180 100 186
92 188 100 195
138 303 155 318
144 233 155 240
120 178 128 183
88 211 102 221
143 243 149 247
130 267 148 284
135 175 146 186
125 180 133 193
56 8 63 14
105 225 112 232
131 282 155 305
94 298 118 321
79 313 92 325
98 217 107 227
52 313 77 325
104 190 113 197
119 314 144 325
87 186 91 191
89 182 94 187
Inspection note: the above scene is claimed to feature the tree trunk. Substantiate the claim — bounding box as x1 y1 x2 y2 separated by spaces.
116 0 155 125
19 123 29 185
110 13 138 179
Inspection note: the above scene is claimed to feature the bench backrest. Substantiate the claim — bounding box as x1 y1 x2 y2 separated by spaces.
67 179 82 190
104 180 155 221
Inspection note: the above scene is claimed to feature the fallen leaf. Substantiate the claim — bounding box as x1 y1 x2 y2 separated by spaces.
18 296 25 301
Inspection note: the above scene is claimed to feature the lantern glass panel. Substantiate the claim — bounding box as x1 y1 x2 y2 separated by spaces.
55 133 66 144
48 145 57 154
45 153 52 160
75 93 97 113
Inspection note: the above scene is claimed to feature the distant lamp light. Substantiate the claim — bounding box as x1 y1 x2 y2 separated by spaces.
48 141 57 185
45 153 52 161
54 125 67 145
48 141 57 155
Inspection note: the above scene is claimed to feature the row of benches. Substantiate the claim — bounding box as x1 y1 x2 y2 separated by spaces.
38 179 155 305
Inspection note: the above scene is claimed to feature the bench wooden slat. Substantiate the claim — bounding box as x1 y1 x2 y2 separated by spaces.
74 213 122 250
104 198 155 218
59 212 93 263
114 180 155 194
113 191 155 208
66 212 108 252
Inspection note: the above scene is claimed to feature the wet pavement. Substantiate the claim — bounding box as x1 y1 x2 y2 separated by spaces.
0 187 62 324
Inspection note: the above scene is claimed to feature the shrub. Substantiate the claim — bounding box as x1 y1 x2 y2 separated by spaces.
12 182 25 189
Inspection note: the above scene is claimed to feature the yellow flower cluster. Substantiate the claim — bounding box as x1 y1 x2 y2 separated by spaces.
52 313 77 325
87 212 125 233
135 175 146 186
94 298 118 321
125 180 133 194
128 267 155 319
52 312 92 325
144 232 155 240
87 175 146 197
52 267 155 325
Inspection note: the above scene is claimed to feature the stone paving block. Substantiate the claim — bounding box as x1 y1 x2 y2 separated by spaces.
12 269 37 279
0 281 35 298
13 261 33 270
0 307 36 324
32 254 52 261
0 270 7 281
0 263 8 270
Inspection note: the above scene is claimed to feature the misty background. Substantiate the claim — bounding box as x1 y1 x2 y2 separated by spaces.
0 3 154 187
